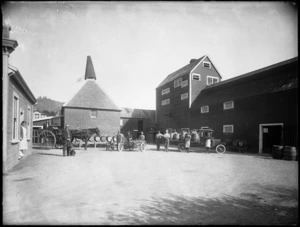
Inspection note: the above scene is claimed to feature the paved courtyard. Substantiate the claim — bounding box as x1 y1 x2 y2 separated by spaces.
3 144 298 225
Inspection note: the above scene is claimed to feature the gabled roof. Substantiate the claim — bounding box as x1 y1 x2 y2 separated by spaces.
8 65 37 104
120 107 155 121
63 80 121 111
157 56 206 88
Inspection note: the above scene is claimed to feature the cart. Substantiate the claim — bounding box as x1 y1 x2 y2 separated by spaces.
117 138 146 152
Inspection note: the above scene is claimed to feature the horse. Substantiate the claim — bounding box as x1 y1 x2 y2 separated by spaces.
70 127 101 150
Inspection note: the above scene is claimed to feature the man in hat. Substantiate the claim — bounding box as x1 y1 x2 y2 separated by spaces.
62 124 72 156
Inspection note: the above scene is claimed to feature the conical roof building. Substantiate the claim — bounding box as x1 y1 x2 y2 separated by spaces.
62 56 121 135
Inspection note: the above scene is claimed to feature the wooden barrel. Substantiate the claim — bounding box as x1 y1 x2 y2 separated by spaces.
180 132 187 141
100 136 106 142
282 146 297 161
106 136 112 142
272 145 284 160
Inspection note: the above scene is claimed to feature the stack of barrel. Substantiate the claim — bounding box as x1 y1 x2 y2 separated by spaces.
272 145 298 161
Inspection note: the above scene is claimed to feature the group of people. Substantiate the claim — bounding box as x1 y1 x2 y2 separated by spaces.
155 130 213 153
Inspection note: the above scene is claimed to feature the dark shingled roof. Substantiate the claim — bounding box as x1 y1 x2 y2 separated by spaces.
157 56 206 88
85 56 96 80
120 107 155 121
63 80 121 111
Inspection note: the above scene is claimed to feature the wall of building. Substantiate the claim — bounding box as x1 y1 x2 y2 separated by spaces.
5 79 34 172
190 63 298 152
120 118 154 136
190 56 222 105
63 107 120 136
156 74 190 130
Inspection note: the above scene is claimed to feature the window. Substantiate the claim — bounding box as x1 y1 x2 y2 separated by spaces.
224 101 234 110
181 80 188 87
223 125 234 133
207 76 219 86
174 77 182 88
201 105 209 113
27 106 31 139
181 93 188 100
91 110 97 118
12 92 19 140
162 99 170 106
35 114 39 119
203 61 211 68
161 88 170 95
192 73 201 81
120 119 123 126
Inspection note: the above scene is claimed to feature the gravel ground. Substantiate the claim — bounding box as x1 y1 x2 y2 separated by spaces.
3 144 298 225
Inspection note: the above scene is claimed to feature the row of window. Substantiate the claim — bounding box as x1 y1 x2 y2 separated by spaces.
162 75 219 96
201 101 234 113
201 125 234 133
12 91 32 140
161 92 189 105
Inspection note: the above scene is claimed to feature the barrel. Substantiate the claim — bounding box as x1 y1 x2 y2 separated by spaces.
180 132 187 141
106 136 112 142
282 146 297 161
100 136 107 142
272 145 284 160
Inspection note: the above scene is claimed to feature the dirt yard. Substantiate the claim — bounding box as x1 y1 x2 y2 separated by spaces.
3 144 298 225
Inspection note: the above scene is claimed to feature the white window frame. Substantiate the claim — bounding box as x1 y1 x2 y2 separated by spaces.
174 77 182 88
200 105 209 113
12 91 20 141
181 80 188 88
181 93 188 100
223 101 234 110
192 73 201 81
162 99 170 106
203 61 211 68
161 88 170 95
223 125 234 133
207 76 219 86
120 119 123 126
91 110 97 118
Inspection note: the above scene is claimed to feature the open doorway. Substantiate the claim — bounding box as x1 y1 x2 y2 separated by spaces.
259 123 283 154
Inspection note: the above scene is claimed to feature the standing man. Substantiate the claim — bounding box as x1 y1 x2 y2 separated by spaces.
164 129 171 152
62 124 72 156
139 131 145 140
116 131 123 151
156 130 163 151
126 131 132 142
185 132 191 153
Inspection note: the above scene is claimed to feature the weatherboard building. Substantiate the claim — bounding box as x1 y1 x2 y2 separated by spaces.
156 56 298 153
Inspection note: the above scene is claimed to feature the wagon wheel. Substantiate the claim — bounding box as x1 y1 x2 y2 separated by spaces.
216 144 226 154
140 142 146 152
39 130 56 149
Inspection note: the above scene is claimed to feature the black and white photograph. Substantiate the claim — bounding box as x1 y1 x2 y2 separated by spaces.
2 1 298 225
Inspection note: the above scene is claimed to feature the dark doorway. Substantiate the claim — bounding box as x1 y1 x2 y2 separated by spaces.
262 125 282 153
138 120 143 132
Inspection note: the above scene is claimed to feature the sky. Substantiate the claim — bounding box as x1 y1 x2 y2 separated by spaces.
2 1 298 110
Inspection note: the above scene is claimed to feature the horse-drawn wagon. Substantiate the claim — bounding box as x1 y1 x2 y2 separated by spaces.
105 135 146 152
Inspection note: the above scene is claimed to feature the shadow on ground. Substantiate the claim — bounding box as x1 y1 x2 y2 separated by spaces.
102 185 298 225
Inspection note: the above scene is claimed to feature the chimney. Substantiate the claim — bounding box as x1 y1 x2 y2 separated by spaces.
3 25 11 39
84 56 96 80
190 59 197 64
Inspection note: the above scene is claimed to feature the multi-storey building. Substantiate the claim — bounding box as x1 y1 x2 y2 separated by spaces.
156 55 222 129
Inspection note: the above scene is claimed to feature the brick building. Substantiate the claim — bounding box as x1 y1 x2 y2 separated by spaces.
156 55 222 129
61 56 121 136
3 25 37 172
